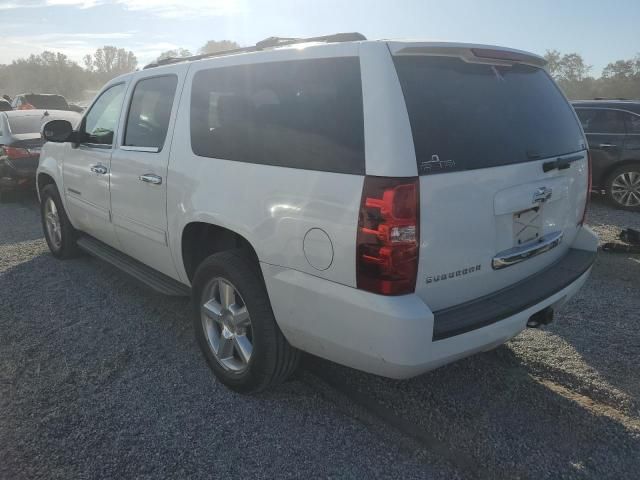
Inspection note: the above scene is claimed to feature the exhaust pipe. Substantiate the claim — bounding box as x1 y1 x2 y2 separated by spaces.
527 307 554 328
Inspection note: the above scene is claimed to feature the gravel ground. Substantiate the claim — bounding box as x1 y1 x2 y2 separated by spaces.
1 194 639 479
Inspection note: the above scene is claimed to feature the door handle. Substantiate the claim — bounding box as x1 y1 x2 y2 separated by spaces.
90 164 108 175
598 143 617 149
138 173 162 185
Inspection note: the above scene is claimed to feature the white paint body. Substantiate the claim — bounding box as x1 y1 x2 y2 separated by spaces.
37 40 598 378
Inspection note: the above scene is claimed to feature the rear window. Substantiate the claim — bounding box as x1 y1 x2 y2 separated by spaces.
190 57 365 174
25 94 69 110
7 116 42 135
393 56 586 174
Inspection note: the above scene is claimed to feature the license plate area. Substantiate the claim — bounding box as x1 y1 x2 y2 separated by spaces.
513 207 542 246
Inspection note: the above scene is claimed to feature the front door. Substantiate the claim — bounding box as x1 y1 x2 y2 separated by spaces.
63 82 127 247
109 72 181 279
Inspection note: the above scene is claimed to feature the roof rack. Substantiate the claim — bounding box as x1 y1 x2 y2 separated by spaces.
144 32 366 69
593 97 630 101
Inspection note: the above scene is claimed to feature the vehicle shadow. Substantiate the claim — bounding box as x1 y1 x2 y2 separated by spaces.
306 342 640 479
0 190 42 247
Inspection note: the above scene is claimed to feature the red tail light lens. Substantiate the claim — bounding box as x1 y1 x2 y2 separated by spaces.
356 176 419 295
579 151 592 225
3 146 31 159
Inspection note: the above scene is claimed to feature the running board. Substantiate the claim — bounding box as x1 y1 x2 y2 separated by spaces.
77 236 190 297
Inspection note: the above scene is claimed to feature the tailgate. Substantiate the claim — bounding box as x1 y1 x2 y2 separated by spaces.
390 45 589 311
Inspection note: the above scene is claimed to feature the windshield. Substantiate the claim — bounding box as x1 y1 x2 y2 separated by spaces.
393 56 586 174
6 116 43 135
25 94 69 110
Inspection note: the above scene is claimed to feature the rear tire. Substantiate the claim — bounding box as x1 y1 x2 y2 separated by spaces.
605 164 640 211
192 250 299 393
40 184 81 259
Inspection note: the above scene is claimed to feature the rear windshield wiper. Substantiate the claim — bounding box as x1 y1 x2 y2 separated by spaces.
542 154 584 173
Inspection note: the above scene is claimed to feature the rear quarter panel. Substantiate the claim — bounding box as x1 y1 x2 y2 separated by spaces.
166 44 366 287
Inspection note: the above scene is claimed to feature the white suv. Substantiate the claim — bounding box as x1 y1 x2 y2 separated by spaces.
37 34 598 393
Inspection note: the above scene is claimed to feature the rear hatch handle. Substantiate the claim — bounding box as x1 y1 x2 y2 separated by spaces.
542 154 584 173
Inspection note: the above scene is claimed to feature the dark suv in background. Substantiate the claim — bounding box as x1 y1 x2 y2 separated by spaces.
572 100 640 211
11 93 70 111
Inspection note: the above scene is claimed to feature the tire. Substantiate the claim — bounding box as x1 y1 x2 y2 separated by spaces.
40 184 81 259
605 164 640 211
192 250 299 393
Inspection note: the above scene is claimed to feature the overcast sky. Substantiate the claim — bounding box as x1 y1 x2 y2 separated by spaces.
1 0 638 74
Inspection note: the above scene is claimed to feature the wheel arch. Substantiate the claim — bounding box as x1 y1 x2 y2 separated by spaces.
180 221 261 283
603 159 640 185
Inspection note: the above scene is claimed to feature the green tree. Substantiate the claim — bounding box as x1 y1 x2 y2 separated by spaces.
85 46 137 81
157 48 193 62
199 40 240 55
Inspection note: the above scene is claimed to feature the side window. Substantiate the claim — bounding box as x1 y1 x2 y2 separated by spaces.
625 112 640 134
577 109 625 134
124 75 178 151
190 57 365 175
83 83 126 146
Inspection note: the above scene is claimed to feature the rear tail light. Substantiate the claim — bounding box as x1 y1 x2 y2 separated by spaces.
356 176 419 295
2 146 32 159
579 151 592 225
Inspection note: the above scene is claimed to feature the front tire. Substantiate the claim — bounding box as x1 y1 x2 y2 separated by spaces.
40 184 80 258
605 165 640 211
192 250 299 393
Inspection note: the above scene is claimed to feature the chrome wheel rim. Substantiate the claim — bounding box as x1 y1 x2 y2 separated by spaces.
44 198 62 249
611 171 640 207
201 278 253 373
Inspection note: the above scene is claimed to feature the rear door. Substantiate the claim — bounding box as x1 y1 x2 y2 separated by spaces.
109 70 182 278
575 108 625 187
388 45 588 311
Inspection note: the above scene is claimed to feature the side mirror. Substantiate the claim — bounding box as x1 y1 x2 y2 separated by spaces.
42 119 74 143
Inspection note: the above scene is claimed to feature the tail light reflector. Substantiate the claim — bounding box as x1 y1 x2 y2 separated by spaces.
356 176 419 295
579 151 592 225
2 146 32 159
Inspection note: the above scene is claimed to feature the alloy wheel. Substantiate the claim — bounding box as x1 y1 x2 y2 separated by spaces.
611 171 640 208
44 197 62 249
201 278 253 373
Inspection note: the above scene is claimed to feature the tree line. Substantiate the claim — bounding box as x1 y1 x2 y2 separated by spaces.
0 40 239 103
0 42 637 103
544 50 640 100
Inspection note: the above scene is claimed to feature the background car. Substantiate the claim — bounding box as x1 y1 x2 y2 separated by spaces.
573 100 640 211
0 99 11 112
0 109 80 201
11 93 71 111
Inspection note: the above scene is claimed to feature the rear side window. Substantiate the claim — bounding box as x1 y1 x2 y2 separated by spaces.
393 56 586 174
6 116 42 134
624 112 640 134
25 94 69 110
576 109 626 134
124 75 178 150
190 57 365 174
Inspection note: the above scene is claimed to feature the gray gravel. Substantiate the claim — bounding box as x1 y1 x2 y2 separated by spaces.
0 197 454 479
1 195 638 479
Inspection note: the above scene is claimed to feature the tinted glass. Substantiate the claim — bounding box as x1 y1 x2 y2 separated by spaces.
190 57 364 174
393 56 585 174
0 99 11 112
124 75 178 150
625 112 640 134
83 83 126 145
25 94 69 110
6 116 42 134
576 109 625 134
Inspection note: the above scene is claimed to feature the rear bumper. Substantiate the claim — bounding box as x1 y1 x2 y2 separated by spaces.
0 159 37 188
262 226 598 379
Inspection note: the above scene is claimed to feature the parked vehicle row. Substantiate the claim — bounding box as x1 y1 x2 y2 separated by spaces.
0 109 80 201
572 100 640 211
36 34 598 393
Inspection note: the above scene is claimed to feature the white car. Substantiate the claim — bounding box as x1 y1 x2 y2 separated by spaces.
37 33 598 393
